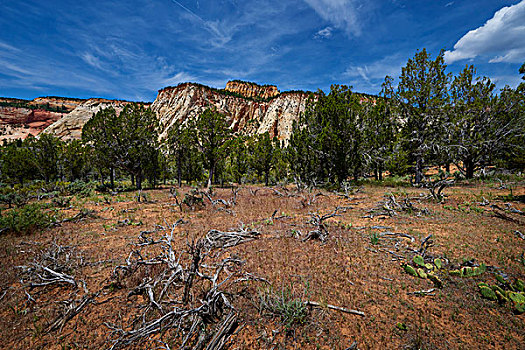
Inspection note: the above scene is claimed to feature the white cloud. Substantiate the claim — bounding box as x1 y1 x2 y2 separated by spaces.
303 0 363 37
162 72 195 86
444 1 525 64
314 26 333 39
344 55 403 81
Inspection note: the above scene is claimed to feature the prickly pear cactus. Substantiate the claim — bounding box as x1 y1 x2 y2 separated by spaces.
508 292 525 304
413 255 425 267
403 264 418 277
479 285 497 301
514 279 524 292
434 258 442 269
417 268 427 279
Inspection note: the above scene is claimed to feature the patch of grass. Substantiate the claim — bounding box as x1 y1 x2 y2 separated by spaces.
259 285 309 332
369 232 379 245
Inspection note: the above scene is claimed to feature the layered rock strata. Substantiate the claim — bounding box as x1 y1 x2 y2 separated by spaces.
42 99 137 140
152 82 312 140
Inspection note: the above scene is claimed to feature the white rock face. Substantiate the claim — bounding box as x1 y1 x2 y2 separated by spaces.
43 82 314 141
42 99 131 140
152 83 313 141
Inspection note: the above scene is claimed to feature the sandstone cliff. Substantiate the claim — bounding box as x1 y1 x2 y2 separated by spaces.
152 82 313 141
224 80 280 99
0 96 83 141
42 99 137 140
3 81 313 142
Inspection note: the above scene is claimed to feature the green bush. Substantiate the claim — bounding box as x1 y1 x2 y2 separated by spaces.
67 180 95 197
0 204 54 235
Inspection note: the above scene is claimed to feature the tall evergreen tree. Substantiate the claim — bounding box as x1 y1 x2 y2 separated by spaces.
288 85 363 186
449 65 498 178
194 109 231 188
82 104 159 189
397 49 450 183
249 132 276 186
167 119 200 186
362 76 398 181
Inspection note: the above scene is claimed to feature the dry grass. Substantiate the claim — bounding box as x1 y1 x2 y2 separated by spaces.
0 180 524 349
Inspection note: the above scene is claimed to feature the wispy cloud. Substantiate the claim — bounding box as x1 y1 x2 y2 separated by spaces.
444 1 525 64
342 54 405 93
303 0 365 37
314 26 333 39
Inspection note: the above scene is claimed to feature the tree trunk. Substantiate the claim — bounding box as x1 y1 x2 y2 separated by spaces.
110 167 114 189
99 169 104 187
415 156 423 184
207 166 214 190
264 171 269 186
177 157 182 187
131 174 135 187
136 171 142 190
374 167 378 181
378 163 383 181
445 163 450 174
465 157 475 179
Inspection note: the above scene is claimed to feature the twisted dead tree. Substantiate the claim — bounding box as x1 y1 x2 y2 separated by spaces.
106 222 262 350
422 178 454 202
17 241 97 333
200 188 240 215
365 194 429 218
18 241 86 291
303 207 346 243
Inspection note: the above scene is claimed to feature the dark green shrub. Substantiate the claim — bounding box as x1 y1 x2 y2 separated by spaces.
67 180 94 197
0 204 54 235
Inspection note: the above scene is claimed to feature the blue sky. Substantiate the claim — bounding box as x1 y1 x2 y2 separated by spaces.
1 0 524 101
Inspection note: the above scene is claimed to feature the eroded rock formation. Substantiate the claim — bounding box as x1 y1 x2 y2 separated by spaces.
152 82 312 140
42 99 138 140
224 80 280 100
0 97 83 141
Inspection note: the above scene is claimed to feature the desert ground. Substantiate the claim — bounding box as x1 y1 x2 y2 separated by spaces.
1 178 524 349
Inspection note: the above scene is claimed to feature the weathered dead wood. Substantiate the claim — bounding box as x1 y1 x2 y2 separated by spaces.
169 187 183 212
204 311 238 350
305 300 365 317
59 209 100 223
298 190 324 207
18 241 85 291
48 292 98 332
418 234 434 256
378 231 416 243
303 207 345 243
366 194 428 218
491 204 525 224
106 220 264 350
407 288 435 296
423 179 454 202
203 227 260 250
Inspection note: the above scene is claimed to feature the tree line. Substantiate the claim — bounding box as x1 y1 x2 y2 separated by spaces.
1 49 524 190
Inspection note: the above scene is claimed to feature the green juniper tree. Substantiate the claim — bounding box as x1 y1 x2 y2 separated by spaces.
28 133 61 183
227 135 250 185
167 119 200 187
448 65 498 178
288 85 363 186
82 104 159 189
362 76 398 181
397 49 450 183
194 109 231 189
249 132 277 186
